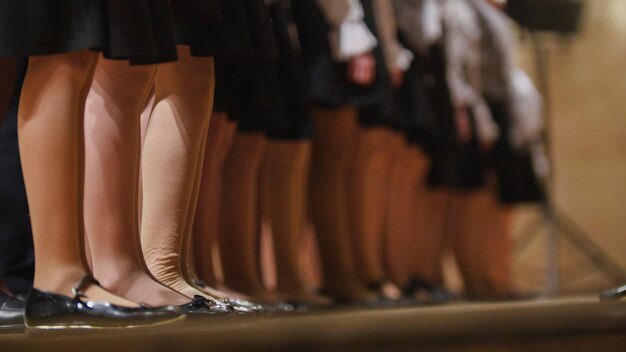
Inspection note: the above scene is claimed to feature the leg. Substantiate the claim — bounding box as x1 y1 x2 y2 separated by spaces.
450 177 512 299
410 188 451 287
140 46 216 299
182 113 247 300
19 51 134 305
384 142 422 289
83 56 189 306
137 87 155 226
347 126 390 286
309 107 373 301
192 113 234 286
261 139 320 301
383 133 412 287
219 132 270 298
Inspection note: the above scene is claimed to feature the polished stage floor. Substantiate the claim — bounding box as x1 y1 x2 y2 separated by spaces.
1 296 625 351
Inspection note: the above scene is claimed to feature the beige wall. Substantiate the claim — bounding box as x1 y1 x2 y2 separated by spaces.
513 0 626 294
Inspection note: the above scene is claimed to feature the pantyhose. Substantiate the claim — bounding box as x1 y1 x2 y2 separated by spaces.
83 56 189 306
192 113 236 287
385 144 426 287
309 106 375 302
219 132 273 299
181 112 248 300
140 47 217 299
260 139 327 303
19 51 135 306
450 176 512 299
347 126 390 286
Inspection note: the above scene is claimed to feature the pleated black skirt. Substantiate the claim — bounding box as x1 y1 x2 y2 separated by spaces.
425 44 545 203
487 99 545 204
263 0 312 140
176 0 278 60
0 0 178 64
427 44 485 191
293 0 392 115
396 42 439 149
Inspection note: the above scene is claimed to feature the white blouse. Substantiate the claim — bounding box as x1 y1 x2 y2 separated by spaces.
316 0 378 60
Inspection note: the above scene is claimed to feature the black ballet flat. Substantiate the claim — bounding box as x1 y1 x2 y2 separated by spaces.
270 300 325 313
24 275 184 332
179 295 244 317
0 291 25 332
222 298 265 314
189 279 262 315
403 278 457 304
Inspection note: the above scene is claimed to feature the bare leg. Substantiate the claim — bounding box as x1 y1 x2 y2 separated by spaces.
83 56 189 306
18 51 134 306
347 126 390 286
141 47 216 299
0 57 17 123
309 107 374 302
220 132 271 299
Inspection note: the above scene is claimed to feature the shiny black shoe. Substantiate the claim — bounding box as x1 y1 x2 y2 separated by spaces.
24 275 185 333
190 279 262 315
178 295 240 317
222 298 265 314
403 278 457 304
0 291 25 332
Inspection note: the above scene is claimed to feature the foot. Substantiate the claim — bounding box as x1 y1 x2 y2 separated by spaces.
374 281 403 300
35 270 138 307
321 283 378 304
25 283 183 332
192 280 251 301
0 291 25 332
163 276 220 302
97 269 191 307
243 290 288 304
275 287 334 306
81 284 139 307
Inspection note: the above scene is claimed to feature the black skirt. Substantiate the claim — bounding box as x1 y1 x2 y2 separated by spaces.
356 0 395 128
487 99 545 204
396 43 439 149
176 0 278 60
263 0 312 140
292 0 393 119
0 0 178 64
427 44 485 191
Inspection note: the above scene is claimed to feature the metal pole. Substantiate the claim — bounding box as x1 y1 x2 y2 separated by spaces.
531 32 560 295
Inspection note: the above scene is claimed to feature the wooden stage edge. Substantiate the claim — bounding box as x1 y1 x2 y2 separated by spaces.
1 296 625 351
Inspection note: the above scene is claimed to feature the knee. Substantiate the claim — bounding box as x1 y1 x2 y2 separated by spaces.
92 60 155 107
28 51 96 83
154 50 214 103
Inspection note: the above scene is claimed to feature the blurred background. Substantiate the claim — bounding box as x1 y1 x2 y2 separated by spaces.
444 0 626 295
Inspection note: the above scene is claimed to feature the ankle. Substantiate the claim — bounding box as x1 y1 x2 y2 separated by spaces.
33 266 88 296
95 266 151 295
275 280 309 298
223 278 266 297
